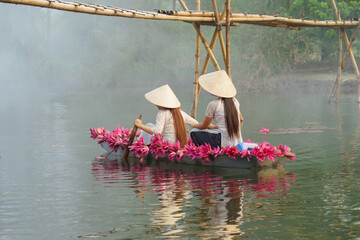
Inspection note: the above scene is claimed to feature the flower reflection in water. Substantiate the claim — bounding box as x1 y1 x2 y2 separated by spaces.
91 159 296 239
244 167 297 198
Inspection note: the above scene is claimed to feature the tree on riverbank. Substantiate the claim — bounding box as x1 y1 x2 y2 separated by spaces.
1 0 360 92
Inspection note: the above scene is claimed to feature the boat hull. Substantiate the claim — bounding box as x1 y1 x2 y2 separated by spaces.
99 141 287 169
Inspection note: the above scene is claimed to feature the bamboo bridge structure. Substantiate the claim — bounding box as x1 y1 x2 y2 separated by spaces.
1 0 360 117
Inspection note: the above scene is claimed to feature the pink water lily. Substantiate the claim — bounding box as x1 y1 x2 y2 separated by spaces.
278 144 290 155
221 146 240 159
183 141 200 160
252 147 265 162
252 142 278 162
90 127 104 139
149 134 169 159
96 130 111 143
128 137 149 158
285 152 296 161
113 126 132 139
108 134 129 151
112 126 121 136
259 127 270 133
278 144 296 160
167 141 185 162
240 149 253 161
90 126 296 162
198 143 220 164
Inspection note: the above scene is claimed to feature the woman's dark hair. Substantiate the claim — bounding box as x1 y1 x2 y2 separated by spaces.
169 108 187 147
222 98 240 140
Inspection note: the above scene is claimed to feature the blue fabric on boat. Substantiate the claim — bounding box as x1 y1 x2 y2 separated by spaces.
235 142 258 151
235 142 247 151
190 130 221 149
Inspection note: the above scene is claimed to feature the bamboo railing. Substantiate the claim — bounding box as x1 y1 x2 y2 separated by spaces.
0 0 359 29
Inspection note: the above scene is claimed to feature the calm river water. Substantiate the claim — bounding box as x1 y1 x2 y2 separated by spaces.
0 84 359 239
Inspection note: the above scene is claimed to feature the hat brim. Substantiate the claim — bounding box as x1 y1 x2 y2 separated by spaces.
144 84 181 108
199 70 236 98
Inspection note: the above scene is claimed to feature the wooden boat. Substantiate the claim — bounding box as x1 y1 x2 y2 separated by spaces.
100 141 288 169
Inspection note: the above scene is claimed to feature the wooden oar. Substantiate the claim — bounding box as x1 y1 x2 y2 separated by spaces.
122 114 142 162
103 149 115 159
95 148 115 160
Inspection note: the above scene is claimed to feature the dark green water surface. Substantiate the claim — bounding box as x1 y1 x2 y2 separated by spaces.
0 85 359 239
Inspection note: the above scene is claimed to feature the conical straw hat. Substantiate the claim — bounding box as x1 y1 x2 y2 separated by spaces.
145 84 181 108
199 70 236 98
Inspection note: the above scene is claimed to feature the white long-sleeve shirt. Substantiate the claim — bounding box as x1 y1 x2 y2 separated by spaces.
151 110 198 143
205 98 243 147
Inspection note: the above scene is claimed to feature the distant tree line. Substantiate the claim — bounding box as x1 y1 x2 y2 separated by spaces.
1 0 360 91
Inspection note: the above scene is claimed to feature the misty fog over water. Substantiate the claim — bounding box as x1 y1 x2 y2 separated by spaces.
0 0 198 90
1 1 360 239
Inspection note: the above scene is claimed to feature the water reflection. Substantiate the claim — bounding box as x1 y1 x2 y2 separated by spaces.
326 101 360 236
248 167 297 198
91 159 296 239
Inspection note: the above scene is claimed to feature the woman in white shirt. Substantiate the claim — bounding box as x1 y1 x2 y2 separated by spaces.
191 70 243 148
134 84 198 147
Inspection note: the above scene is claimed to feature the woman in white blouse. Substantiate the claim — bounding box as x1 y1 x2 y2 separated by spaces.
134 84 198 147
191 70 243 148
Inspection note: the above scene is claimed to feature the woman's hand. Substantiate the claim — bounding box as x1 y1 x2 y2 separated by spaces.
208 124 218 129
134 119 142 128
134 119 154 135
194 116 213 129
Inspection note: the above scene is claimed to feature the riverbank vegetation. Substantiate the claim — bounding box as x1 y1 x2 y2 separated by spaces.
1 0 360 92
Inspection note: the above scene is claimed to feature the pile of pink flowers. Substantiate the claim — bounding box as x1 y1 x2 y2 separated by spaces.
90 126 296 164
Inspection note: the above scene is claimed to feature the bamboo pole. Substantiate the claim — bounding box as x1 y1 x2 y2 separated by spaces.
178 0 188 11
212 0 220 24
200 31 220 72
190 1 229 118
225 0 231 78
158 11 278 18
185 20 239 26
199 3 227 77
211 0 227 66
158 9 358 27
193 26 223 107
218 30 227 64
230 17 359 28
243 22 301 30
190 0 225 117
191 0 201 118
196 2 228 102
336 29 343 101
193 24 221 81
329 29 343 102
1 0 360 29
179 0 221 71
340 25 360 71
0 0 219 21
329 24 360 101
193 29 221 72
341 29 360 103
331 0 360 103
331 0 341 20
